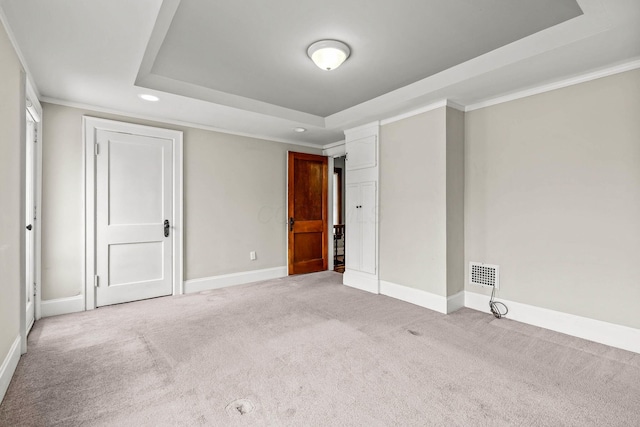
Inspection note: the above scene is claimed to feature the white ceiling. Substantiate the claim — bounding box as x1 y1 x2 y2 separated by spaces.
1 0 639 146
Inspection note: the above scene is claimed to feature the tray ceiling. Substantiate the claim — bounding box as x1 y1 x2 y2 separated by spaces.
1 0 639 145
147 0 582 117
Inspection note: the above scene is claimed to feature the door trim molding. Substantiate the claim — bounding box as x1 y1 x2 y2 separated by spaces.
29 82 43 324
287 151 329 275
20 77 43 355
0 335 21 403
83 117 183 310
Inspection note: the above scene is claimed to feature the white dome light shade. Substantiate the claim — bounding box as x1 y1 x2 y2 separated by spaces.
307 40 351 71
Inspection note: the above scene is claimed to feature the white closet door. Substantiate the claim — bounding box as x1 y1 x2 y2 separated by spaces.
360 181 377 275
345 181 377 274
345 183 361 272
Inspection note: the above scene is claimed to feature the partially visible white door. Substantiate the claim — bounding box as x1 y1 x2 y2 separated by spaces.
25 113 36 332
360 181 377 274
95 130 173 307
345 181 377 275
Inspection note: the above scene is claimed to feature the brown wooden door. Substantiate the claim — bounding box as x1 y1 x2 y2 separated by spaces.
288 152 328 275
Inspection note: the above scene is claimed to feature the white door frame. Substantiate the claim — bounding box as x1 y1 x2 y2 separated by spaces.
20 79 42 355
30 86 43 323
322 143 346 272
83 117 183 310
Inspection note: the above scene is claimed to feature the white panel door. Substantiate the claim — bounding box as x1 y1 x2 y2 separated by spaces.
360 181 377 275
345 181 377 274
96 130 173 307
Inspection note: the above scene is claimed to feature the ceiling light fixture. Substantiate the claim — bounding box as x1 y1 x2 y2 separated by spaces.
307 40 350 71
138 94 159 102
293 127 307 133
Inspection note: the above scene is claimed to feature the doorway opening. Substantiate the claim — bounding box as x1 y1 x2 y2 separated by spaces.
333 155 346 273
287 152 329 275
84 117 184 309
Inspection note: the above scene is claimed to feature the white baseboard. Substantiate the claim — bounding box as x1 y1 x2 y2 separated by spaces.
465 291 640 354
184 266 288 294
41 295 85 318
375 282 639 354
380 280 452 314
343 270 379 294
447 291 465 314
0 335 21 404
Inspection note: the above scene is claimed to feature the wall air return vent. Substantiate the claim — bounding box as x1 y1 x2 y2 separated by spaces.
469 262 500 289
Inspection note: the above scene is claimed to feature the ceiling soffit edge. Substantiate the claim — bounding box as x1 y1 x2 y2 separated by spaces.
136 0 327 128
137 73 326 127
0 3 41 98
39 96 327 149
135 0 181 87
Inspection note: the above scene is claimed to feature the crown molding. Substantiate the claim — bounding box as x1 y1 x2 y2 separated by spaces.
322 140 346 150
465 57 640 112
447 100 465 112
343 121 380 139
322 141 346 158
375 58 640 122
379 99 465 126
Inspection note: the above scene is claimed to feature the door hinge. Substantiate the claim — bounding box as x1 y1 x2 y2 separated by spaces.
94 143 99 156
33 282 37 297
94 275 100 288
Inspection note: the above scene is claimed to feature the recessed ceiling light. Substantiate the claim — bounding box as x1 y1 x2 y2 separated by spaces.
138 94 159 102
307 40 350 71
293 127 307 133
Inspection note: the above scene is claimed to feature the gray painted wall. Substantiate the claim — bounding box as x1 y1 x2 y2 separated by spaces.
379 107 449 296
379 106 465 298
378 69 640 330
40 103 321 301
446 108 465 297
0 19 23 372
465 69 640 329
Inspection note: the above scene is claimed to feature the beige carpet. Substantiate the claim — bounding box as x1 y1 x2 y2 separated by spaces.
1 271 639 426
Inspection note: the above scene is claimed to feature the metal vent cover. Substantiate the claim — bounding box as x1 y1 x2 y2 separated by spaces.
469 262 499 289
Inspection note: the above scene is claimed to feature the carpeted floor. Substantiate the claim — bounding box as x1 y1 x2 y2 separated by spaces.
1 271 639 426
